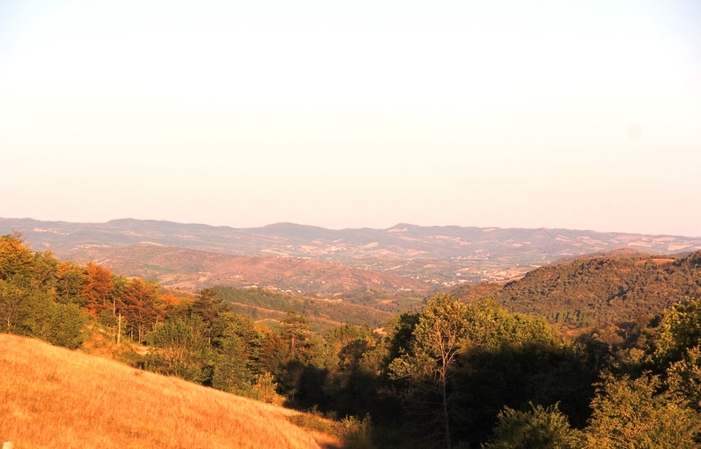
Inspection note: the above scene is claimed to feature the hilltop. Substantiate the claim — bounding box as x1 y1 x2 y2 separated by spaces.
451 250 701 328
0 333 341 449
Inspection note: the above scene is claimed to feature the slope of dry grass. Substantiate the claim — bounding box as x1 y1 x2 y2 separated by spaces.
0 334 341 449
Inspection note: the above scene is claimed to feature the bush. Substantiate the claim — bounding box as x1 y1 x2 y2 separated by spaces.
483 403 583 449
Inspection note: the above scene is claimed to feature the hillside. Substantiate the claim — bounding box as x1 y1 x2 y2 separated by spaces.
54 242 432 298
0 334 340 449
451 250 701 328
213 287 394 331
3 217 700 286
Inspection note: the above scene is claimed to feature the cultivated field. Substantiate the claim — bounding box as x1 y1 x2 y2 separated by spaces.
0 334 341 449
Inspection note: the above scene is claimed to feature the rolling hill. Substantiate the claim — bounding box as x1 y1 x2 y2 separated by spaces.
0 333 341 449
451 250 701 328
51 242 433 297
3 218 700 288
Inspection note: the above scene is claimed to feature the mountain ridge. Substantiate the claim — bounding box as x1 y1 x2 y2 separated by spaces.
2 217 700 287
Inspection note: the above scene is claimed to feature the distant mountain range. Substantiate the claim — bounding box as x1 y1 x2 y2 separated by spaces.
2 218 700 295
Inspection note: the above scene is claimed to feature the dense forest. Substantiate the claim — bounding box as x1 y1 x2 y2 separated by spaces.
2 233 701 448
451 251 701 328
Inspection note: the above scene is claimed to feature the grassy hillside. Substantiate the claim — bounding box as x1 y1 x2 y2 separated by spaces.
451 250 701 328
0 334 341 449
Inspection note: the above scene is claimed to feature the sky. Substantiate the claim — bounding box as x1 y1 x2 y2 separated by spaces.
1 1 700 236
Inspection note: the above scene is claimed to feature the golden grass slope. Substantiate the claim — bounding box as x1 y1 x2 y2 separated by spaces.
0 334 341 449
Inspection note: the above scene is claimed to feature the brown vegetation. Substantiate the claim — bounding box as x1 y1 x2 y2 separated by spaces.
7 217 701 289
0 334 341 449
64 244 431 296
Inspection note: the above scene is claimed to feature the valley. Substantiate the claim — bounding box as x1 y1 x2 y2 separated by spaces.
2 224 701 448
2 218 700 296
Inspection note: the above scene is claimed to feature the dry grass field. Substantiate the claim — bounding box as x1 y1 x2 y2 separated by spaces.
0 334 342 449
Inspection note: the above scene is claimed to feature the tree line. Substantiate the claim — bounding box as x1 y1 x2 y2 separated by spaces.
0 233 184 348
2 233 701 448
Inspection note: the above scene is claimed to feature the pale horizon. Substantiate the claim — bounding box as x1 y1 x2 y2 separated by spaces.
3 215 701 239
1 1 700 237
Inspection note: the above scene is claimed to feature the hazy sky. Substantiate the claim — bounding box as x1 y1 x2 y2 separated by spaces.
1 1 700 236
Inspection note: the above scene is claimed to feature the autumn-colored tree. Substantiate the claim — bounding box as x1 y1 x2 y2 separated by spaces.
81 262 115 316
0 234 36 281
160 292 185 308
121 278 161 343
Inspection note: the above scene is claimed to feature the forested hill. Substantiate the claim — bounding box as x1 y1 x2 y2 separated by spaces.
451 250 701 328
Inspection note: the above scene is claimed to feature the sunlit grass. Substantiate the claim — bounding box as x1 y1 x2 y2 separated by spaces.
0 334 341 449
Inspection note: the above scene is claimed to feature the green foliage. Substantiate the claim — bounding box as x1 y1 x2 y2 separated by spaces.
32 302 85 349
385 298 593 447
388 294 469 448
652 297 701 368
315 324 386 418
251 372 279 403
210 313 262 394
483 403 584 449
145 316 209 382
213 286 391 330
7 231 701 449
341 414 376 449
191 287 231 342
463 299 559 349
585 373 701 449
389 297 465 380
384 311 420 362
0 268 84 349
667 344 701 411
54 261 86 305
453 252 701 328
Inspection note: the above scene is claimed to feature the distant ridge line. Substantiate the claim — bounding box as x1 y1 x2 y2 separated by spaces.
1 216 699 238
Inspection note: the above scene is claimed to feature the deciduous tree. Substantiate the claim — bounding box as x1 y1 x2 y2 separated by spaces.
389 294 469 449
585 373 701 448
